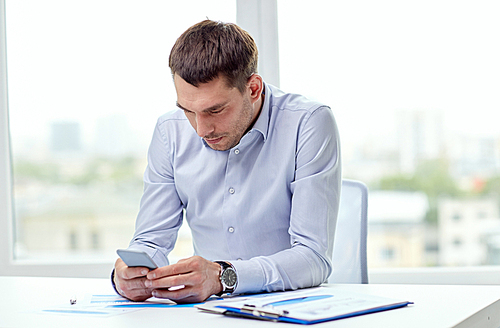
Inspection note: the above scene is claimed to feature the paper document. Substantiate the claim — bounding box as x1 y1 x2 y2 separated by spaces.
39 294 190 317
197 287 413 324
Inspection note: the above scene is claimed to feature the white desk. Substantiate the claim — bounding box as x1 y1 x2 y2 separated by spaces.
1 276 499 328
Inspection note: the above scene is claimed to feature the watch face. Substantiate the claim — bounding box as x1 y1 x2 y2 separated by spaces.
222 268 237 288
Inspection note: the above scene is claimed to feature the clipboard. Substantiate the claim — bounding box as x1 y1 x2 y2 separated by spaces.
197 287 413 325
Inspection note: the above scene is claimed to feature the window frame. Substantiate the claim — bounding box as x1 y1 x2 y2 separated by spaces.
1 0 499 283
0 0 129 278
0 0 278 278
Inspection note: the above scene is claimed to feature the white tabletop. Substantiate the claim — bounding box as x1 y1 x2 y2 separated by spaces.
1 276 499 328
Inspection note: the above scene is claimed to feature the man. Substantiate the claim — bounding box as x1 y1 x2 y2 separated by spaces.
113 20 341 303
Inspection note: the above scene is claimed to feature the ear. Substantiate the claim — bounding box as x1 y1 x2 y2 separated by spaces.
247 74 263 105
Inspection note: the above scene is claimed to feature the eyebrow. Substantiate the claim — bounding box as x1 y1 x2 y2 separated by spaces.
176 101 230 113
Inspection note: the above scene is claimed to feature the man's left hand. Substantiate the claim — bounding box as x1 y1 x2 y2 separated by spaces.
145 255 223 303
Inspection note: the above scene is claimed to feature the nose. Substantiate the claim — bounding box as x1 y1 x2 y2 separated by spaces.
195 115 214 138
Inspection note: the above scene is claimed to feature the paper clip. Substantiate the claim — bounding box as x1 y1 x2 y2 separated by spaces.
240 305 288 318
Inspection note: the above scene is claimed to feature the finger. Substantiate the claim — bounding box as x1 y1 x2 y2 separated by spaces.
115 257 126 268
118 266 151 280
147 261 192 280
120 276 150 291
152 284 213 304
122 288 153 302
152 286 198 302
147 256 207 280
145 272 189 289
115 275 153 301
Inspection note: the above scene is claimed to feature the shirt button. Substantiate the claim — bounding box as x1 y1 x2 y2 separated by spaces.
228 227 235 233
234 149 240 155
229 188 235 194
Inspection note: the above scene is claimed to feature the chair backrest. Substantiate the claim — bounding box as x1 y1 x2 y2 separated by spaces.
329 179 369 284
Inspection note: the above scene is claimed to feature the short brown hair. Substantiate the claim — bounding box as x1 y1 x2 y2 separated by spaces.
169 20 258 93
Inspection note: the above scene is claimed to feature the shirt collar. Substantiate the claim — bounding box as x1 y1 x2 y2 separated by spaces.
249 82 270 142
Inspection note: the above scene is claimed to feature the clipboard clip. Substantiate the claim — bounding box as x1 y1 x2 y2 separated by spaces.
241 304 289 318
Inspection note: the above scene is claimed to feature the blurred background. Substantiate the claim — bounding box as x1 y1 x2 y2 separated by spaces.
5 0 500 270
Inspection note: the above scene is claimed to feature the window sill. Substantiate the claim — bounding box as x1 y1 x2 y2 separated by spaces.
369 266 500 285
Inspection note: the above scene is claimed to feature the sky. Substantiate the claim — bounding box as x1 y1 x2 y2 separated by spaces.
6 0 236 152
278 0 500 144
5 0 500 156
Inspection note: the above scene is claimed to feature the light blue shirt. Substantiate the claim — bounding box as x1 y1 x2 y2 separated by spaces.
129 83 341 294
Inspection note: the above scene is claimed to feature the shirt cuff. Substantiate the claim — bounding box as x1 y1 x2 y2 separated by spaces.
126 244 169 267
231 259 265 294
110 268 120 295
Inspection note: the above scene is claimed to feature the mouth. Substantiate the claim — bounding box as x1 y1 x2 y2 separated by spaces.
204 137 223 145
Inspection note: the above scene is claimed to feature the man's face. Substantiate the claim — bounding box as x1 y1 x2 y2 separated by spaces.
174 74 257 151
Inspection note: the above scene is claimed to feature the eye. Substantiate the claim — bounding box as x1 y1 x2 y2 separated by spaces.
210 107 224 115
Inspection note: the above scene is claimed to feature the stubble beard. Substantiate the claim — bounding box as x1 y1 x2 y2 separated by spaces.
207 97 255 151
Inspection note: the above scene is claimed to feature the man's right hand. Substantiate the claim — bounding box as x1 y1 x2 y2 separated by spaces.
114 258 154 301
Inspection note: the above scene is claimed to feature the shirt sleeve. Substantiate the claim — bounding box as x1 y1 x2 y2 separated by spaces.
232 106 341 293
126 118 184 267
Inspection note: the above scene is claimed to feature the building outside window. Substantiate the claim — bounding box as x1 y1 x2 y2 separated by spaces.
277 0 500 271
5 0 235 264
2 0 500 280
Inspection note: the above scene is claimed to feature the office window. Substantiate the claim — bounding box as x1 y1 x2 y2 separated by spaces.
478 211 488 219
380 247 395 260
6 0 236 263
278 0 500 269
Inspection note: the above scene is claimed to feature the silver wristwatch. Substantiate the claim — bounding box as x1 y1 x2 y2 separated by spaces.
215 261 237 296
